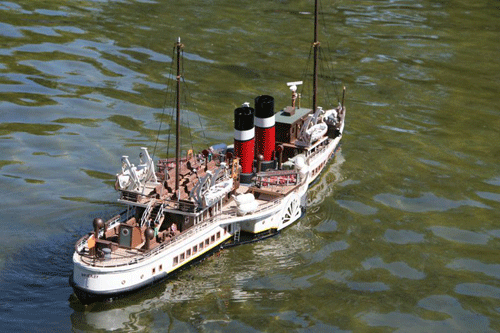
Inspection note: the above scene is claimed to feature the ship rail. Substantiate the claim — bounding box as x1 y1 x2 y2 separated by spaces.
253 170 299 188
306 138 331 162
75 194 283 268
143 195 283 259
77 216 218 268
254 196 283 214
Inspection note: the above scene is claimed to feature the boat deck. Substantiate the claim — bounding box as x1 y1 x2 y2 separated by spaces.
78 246 145 268
76 182 299 268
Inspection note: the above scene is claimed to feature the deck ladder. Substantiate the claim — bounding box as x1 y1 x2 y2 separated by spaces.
152 203 166 227
233 223 241 243
140 200 154 227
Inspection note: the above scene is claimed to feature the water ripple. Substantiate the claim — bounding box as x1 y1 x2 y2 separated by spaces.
476 191 500 203
348 281 390 292
323 269 390 293
0 1 30 14
337 200 378 215
303 241 350 264
244 273 315 292
429 226 490 245
374 192 490 213
447 258 500 279
0 22 24 38
384 229 425 244
362 257 425 280
485 176 500 186
361 295 494 332
455 283 500 300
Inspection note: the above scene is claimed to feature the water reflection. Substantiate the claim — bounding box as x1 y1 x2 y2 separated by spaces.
307 150 345 207
361 295 494 332
374 192 490 213
455 283 500 300
429 226 490 245
383 229 425 244
361 257 426 280
447 259 500 279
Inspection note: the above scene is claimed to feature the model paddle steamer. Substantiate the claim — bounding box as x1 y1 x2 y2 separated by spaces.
70 0 346 303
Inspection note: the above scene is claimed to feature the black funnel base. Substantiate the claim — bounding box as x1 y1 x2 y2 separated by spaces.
260 160 275 172
239 173 254 184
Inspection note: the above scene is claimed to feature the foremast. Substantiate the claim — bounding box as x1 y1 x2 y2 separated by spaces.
312 0 319 113
174 38 183 200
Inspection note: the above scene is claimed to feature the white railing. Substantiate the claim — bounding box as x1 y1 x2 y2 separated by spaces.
153 202 165 226
140 200 154 227
77 193 284 268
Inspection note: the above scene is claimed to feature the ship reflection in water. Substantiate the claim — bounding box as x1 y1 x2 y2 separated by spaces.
307 148 345 207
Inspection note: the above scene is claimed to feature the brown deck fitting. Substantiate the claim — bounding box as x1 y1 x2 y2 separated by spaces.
157 157 219 201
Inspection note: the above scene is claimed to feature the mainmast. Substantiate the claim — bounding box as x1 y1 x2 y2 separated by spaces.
312 0 319 112
175 37 183 198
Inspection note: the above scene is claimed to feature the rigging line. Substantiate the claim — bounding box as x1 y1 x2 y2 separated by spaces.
152 48 175 160
183 80 207 145
318 0 342 102
183 89 195 154
321 38 341 103
166 85 176 158
317 47 327 105
299 44 314 109
183 54 207 143
179 48 195 154
181 72 195 154
197 111 207 142
185 100 195 154
319 48 334 107
179 48 199 153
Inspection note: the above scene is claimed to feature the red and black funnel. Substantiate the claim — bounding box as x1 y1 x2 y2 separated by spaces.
254 95 275 171
234 106 255 183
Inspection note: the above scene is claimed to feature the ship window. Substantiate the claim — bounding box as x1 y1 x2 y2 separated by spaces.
205 238 209 246
211 235 215 242
180 253 185 261
224 227 227 235
217 231 221 240
200 242 204 249
159 264 163 271
173 256 178 266
152 268 156 275
193 245 198 253
186 249 191 257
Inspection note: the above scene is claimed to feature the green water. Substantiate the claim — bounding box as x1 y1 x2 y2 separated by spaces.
0 0 499 331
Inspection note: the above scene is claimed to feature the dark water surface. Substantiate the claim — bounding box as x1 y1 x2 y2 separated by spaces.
1 0 499 331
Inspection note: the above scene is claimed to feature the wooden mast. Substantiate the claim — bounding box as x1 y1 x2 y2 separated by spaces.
175 37 183 198
312 0 319 112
